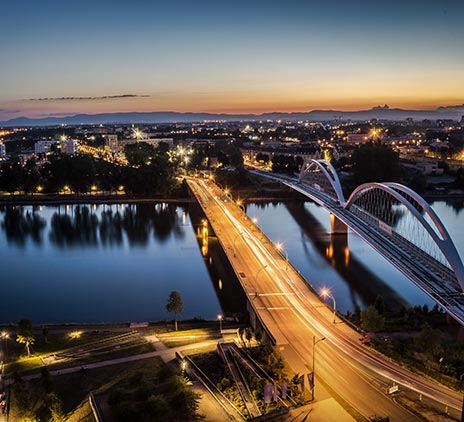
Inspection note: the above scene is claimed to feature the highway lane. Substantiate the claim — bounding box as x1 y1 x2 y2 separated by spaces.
188 178 461 421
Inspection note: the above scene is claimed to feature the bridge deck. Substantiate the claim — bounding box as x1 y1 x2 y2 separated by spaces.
187 177 462 420
248 168 464 325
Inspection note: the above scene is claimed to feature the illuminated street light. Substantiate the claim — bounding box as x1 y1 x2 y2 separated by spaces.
254 264 268 295
218 314 223 332
276 242 288 270
312 336 326 401
181 359 187 376
133 128 144 140
321 288 337 323
1 331 9 372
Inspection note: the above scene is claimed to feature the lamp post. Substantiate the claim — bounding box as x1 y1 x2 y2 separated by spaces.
321 288 337 323
254 264 268 295
1 331 9 379
276 242 288 270
236 199 245 212
181 359 187 377
312 336 326 401
218 314 223 333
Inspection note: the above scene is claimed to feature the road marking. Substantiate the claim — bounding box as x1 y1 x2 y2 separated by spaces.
256 306 291 310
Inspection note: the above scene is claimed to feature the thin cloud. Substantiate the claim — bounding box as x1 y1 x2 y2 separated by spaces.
0 109 21 113
25 94 150 101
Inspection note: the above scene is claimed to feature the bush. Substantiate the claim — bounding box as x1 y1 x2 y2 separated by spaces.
145 394 169 418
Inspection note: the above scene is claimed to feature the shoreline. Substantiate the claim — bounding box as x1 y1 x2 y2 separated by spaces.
0 192 301 206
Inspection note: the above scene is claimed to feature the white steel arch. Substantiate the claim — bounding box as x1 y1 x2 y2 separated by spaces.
345 182 464 292
299 159 346 205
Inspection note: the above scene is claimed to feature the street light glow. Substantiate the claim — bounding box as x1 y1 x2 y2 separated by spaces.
320 287 337 323
320 287 330 298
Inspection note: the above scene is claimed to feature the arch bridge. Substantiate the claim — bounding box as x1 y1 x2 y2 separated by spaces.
250 159 464 325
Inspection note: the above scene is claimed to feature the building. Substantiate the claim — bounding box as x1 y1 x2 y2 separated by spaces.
34 139 78 155
35 140 59 154
346 133 370 144
0 142 5 157
416 162 444 176
117 137 174 152
61 139 78 154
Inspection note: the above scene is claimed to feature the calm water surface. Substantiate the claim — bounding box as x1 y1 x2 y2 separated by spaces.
0 203 222 324
246 199 464 315
1 199 463 323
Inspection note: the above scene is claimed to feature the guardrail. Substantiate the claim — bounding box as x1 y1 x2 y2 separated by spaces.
89 391 104 422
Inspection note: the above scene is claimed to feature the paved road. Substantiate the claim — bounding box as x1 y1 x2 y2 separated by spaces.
187 177 462 421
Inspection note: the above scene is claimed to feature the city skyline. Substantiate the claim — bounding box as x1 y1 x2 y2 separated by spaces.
1 0 463 120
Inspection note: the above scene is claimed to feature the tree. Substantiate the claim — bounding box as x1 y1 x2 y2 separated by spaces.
166 291 184 331
124 142 156 167
245 327 253 347
42 326 49 343
17 318 35 357
414 324 443 356
360 306 385 333
351 142 401 184
0 155 24 193
374 295 386 316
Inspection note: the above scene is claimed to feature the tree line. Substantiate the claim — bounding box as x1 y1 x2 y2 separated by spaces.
0 142 176 196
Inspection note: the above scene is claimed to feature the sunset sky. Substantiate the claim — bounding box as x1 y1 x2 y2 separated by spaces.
1 0 463 120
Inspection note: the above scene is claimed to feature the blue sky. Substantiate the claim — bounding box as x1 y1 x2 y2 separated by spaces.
1 0 463 119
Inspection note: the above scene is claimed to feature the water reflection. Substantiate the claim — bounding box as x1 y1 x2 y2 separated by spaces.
0 203 222 323
285 202 409 311
0 206 46 247
1 203 187 249
49 206 99 247
100 209 123 245
189 203 247 319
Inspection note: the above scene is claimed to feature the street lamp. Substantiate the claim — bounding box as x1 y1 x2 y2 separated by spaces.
181 359 187 377
312 336 326 401
321 288 337 323
275 242 288 270
254 264 268 295
1 331 9 378
236 199 245 213
218 314 223 333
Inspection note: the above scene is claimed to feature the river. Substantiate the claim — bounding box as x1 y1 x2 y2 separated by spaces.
0 198 463 323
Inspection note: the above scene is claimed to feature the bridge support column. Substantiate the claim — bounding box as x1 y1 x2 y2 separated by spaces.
330 214 347 235
327 214 349 266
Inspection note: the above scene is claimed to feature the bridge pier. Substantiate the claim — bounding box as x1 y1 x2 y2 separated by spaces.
330 213 347 235
327 214 349 266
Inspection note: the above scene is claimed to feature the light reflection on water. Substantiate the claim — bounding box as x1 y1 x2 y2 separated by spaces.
0 203 222 324
246 199 464 315
1 199 463 323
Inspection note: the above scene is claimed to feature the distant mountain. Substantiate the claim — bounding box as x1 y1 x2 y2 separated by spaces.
1 106 464 127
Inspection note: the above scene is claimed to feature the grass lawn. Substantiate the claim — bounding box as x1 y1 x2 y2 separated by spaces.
157 327 222 348
5 330 154 376
8 357 165 422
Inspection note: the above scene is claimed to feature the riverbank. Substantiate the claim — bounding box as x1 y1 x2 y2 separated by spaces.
0 190 301 206
0 193 196 206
